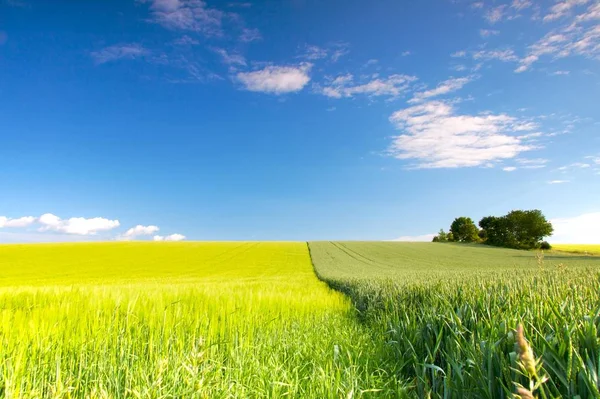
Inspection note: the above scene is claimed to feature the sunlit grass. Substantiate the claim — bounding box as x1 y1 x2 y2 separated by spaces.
310 241 600 398
0 242 403 398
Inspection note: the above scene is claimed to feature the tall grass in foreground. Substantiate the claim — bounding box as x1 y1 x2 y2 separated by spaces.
0 243 404 398
311 242 600 398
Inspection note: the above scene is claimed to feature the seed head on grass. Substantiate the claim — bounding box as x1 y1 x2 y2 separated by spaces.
516 324 537 378
515 386 535 399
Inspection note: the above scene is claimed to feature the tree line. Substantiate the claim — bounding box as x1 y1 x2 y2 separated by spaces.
433 209 554 250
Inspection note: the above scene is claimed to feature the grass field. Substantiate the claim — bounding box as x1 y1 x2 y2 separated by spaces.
553 244 600 256
0 242 402 398
2 241 599 398
310 242 600 398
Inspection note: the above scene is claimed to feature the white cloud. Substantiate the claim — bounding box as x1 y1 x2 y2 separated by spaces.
211 47 246 66
118 225 160 241
548 180 570 184
236 63 312 94
153 233 186 241
320 73 417 99
503 166 518 172
544 0 589 21
0 216 36 228
480 29 500 37
388 101 537 169
239 28 261 42
38 213 120 235
391 234 436 242
401 50 411 56
451 50 467 58
551 70 571 75
550 212 600 243
143 0 224 36
90 44 149 64
409 76 473 103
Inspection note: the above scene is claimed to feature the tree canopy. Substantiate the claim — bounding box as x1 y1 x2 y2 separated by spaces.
450 217 480 243
432 209 553 250
479 210 553 250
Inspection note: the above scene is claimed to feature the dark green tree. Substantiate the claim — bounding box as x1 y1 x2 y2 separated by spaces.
479 210 553 249
450 217 480 242
504 209 553 249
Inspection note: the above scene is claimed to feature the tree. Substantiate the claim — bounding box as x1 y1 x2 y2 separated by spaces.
450 217 480 242
437 229 448 242
504 209 553 249
479 210 553 250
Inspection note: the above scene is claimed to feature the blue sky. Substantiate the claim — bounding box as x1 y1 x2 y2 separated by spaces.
1 0 599 243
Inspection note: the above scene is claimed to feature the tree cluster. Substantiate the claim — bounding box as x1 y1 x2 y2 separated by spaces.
432 210 553 250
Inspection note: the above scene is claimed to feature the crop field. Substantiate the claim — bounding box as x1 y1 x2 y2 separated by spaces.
0 242 402 398
553 244 600 256
310 242 600 398
1 241 599 398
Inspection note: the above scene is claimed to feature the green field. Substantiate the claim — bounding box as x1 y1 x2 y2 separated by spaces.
310 242 600 398
1 241 599 398
0 242 401 398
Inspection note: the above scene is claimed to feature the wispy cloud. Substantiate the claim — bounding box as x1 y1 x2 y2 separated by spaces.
409 76 474 103
503 166 518 172
239 27 261 42
319 73 417 99
473 48 519 62
298 42 350 63
237 63 312 94
117 225 160 241
485 5 507 23
480 29 500 37
90 43 149 64
330 42 350 62
544 0 589 21
516 158 549 168
172 35 200 46
211 47 246 66
548 179 570 184
512 0 533 11
388 101 538 169
143 0 224 36
516 3 600 72
301 45 329 60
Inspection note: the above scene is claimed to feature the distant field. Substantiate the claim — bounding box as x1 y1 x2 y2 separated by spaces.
553 244 600 255
309 241 596 281
0 242 401 398
310 241 600 398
